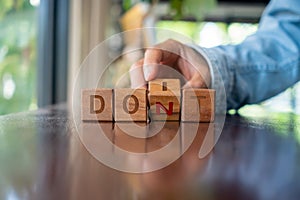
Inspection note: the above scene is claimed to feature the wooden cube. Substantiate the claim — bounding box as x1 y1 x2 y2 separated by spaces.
81 89 113 121
114 88 147 122
181 89 215 122
148 79 181 121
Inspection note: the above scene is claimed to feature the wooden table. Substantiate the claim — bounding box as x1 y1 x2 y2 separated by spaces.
0 105 300 200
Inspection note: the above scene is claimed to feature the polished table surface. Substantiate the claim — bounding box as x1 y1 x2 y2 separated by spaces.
0 105 300 200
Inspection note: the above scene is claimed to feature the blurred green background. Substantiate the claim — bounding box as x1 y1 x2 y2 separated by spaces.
0 0 38 115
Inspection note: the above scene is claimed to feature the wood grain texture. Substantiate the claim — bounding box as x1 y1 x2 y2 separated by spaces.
114 123 147 153
81 89 113 121
114 88 147 122
181 123 215 158
3 105 300 200
181 89 215 122
148 79 181 121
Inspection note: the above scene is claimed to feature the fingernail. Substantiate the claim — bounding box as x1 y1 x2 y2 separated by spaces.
143 65 151 81
182 82 192 89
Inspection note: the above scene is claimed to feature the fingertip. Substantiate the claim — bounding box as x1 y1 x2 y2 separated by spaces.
130 59 147 89
183 80 206 89
141 85 147 89
182 82 192 89
143 64 158 81
143 65 151 81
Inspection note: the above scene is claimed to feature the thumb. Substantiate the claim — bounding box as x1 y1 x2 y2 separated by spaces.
182 73 208 89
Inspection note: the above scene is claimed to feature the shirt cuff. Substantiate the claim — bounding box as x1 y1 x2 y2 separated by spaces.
189 45 233 112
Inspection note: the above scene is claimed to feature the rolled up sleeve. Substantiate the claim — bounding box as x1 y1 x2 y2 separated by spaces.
192 0 300 110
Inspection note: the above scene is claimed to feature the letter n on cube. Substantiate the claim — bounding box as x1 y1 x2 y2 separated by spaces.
148 79 181 121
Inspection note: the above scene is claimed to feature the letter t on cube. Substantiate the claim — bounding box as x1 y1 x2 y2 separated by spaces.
181 89 215 122
148 79 181 121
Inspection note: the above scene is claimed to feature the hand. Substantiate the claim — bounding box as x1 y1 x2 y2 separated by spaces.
129 39 211 89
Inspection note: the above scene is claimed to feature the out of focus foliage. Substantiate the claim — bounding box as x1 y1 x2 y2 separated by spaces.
0 0 37 115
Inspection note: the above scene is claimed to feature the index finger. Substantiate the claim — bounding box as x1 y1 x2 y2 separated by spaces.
130 59 147 89
143 40 181 81
143 48 163 81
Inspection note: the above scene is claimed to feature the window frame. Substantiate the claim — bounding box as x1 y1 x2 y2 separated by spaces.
37 0 70 107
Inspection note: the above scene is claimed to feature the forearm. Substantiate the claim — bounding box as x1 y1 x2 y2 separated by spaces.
195 0 300 110
201 45 300 110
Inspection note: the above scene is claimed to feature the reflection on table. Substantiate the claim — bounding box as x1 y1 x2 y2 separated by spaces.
0 105 300 199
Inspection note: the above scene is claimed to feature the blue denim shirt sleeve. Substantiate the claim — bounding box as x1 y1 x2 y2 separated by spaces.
193 0 300 110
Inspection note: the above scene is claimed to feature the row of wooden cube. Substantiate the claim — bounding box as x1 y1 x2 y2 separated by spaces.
81 79 215 122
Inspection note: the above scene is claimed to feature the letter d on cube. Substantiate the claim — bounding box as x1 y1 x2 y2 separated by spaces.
81 89 113 121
